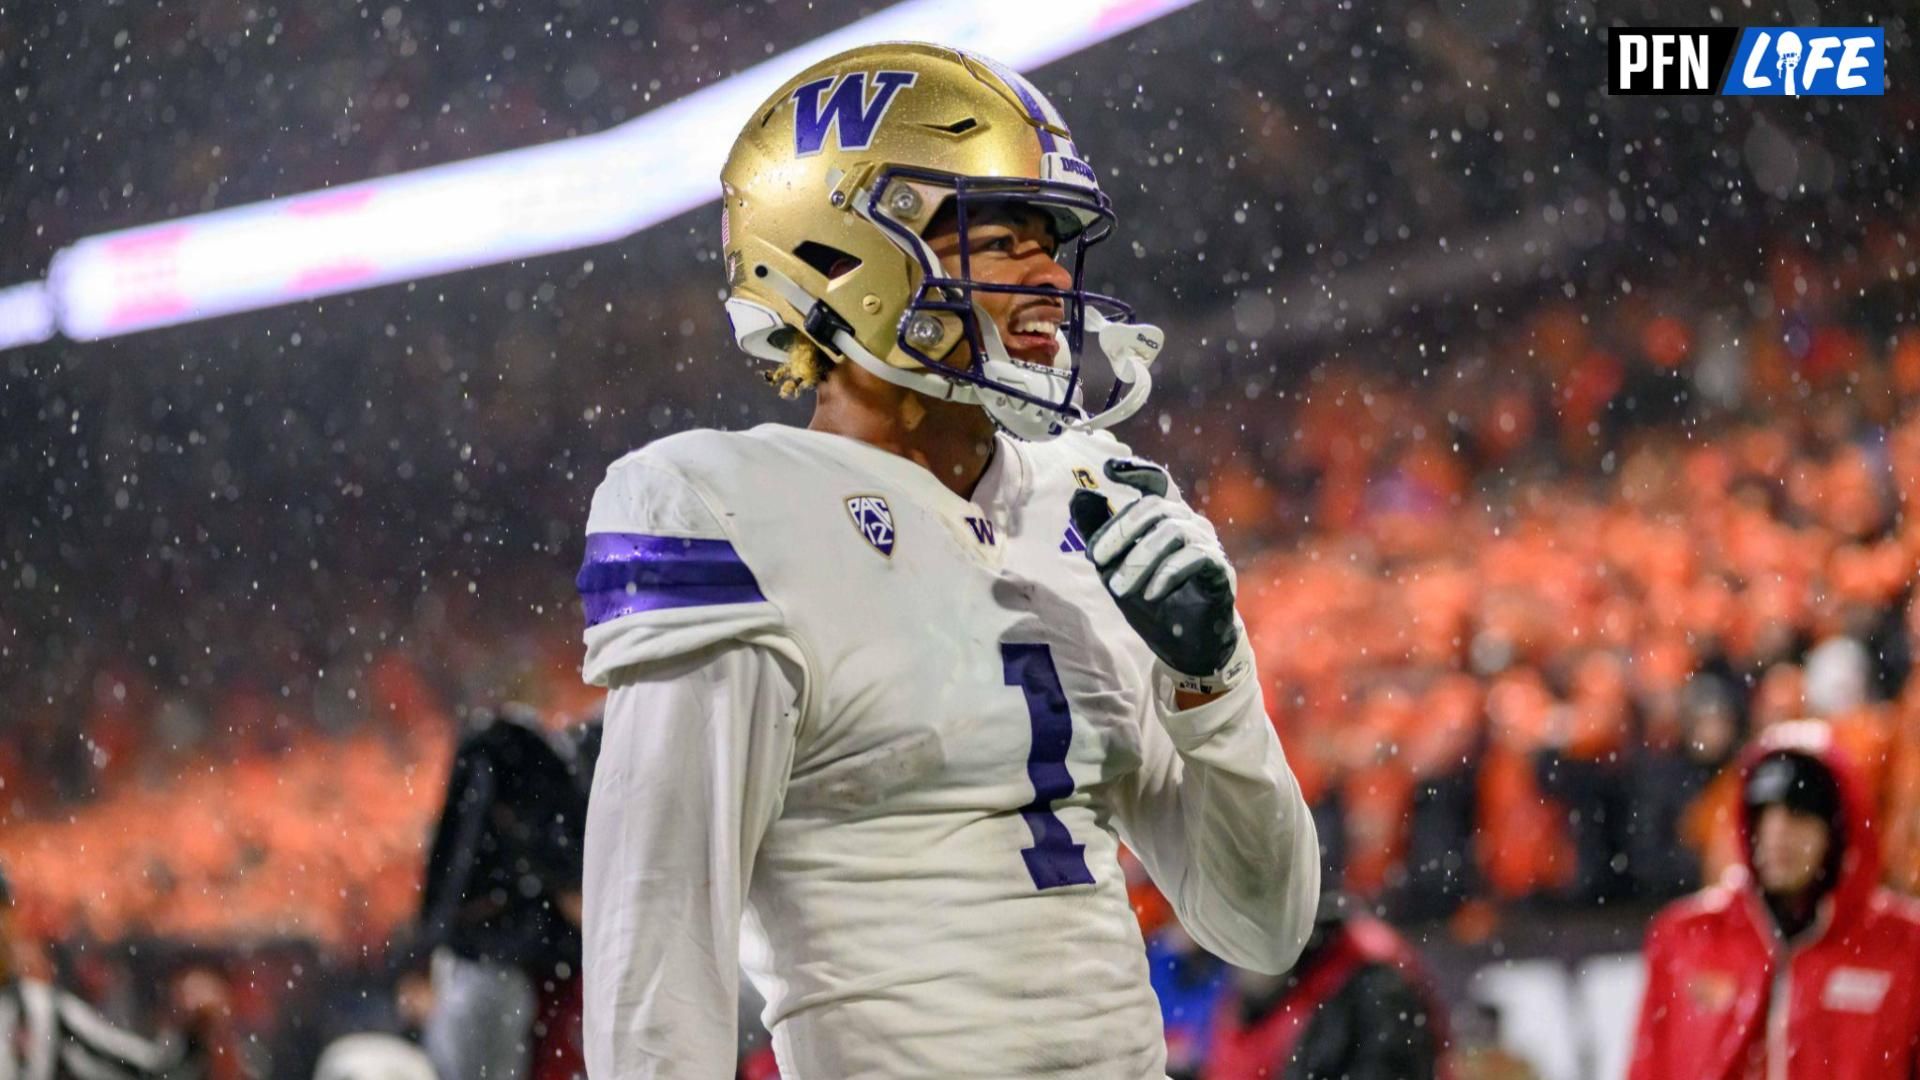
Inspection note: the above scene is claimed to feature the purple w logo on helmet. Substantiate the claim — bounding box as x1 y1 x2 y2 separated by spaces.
791 71 918 156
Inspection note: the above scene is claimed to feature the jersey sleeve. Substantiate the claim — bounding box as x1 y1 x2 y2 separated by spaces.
577 446 809 1078
582 640 802 1080
577 450 791 687
1112 674 1320 975
1095 454 1317 975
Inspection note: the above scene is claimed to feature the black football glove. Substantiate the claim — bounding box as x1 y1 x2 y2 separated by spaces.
1070 459 1252 694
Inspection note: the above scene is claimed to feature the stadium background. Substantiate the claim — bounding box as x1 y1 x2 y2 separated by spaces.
1 0 1913 1075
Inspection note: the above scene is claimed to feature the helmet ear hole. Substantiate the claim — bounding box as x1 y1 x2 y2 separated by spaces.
793 241 863 281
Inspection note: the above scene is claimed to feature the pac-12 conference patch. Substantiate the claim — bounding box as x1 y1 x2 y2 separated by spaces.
846 495 896 556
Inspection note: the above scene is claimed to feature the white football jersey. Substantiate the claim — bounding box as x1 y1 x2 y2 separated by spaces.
579 424 1317 1079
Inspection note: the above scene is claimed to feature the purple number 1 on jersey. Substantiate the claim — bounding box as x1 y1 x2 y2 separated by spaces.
1001 642 1096 890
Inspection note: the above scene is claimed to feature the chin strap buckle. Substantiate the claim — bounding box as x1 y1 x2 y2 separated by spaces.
803 302 853 358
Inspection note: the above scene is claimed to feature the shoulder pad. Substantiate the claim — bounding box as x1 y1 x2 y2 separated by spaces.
579 431 785 686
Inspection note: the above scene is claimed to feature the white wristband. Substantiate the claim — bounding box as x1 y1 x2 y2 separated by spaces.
1167 633 1254 696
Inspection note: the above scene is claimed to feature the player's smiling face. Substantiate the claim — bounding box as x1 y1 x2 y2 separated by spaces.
922 203 1073 368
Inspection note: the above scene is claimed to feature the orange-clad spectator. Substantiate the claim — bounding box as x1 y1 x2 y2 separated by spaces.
1803 325 1869 387
1477 669 1574 899
1641 314 1691 370
1406 674 1484 784
1891 328 1920 400
1340 685 1419 898
1474 385 1539 466
1205 460 1280 551
1317 458 1371 535
83 664 154 792
1828 537 1913 616
1562 650 1632 762
1534 651 1638 902
0 739 24 825
370 648 451 738
1887 688 1920 896
1401 563 1476 669
1396 673 1485 917
1751 663 1807 732
1555 349 1625 457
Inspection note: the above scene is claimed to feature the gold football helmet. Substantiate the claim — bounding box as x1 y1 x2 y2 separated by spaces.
719 41 1161 440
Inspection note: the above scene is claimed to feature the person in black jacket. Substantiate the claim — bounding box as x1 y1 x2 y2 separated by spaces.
417 705 589 1080
1204 892 1450 1080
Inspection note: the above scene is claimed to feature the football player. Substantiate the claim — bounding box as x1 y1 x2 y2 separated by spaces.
578 42 1319 1078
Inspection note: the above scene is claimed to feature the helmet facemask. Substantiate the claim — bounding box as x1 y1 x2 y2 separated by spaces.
854 165 1160 440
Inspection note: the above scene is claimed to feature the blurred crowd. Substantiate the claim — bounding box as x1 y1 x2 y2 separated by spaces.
2 0 1916 1073
1196 235 1920 921
4 0 1908 775
8 223 1920 1072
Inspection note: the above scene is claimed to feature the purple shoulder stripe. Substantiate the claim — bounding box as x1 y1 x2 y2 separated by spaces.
576 533 765 628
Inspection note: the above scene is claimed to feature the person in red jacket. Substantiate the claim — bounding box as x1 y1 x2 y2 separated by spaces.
1630 720 1920 1079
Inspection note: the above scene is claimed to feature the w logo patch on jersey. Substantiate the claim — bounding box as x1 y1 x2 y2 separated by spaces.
792 71 917 156
846 495 895 556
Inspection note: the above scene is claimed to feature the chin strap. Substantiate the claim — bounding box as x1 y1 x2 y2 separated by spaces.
1079 307 1160 431
837 326 978 403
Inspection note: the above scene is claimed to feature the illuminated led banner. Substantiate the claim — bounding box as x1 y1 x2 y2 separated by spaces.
2 0 1198 349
